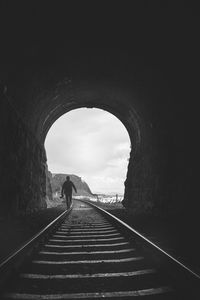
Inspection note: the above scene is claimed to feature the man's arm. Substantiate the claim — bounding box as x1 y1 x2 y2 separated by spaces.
72 182 77 193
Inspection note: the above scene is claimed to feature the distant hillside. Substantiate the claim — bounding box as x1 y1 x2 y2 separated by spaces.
48 172 94 197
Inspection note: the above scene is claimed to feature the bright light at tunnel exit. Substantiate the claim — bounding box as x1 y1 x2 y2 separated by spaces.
45 108 131 195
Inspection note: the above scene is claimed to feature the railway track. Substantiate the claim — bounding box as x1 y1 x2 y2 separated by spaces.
0 199 199 299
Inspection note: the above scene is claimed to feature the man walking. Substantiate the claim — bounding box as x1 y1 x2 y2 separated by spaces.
61 176 77 209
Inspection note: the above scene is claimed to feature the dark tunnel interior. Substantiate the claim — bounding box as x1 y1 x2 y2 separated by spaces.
0 1 199 270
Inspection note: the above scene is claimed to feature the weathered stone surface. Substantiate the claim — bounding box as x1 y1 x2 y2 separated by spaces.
0 93 47 216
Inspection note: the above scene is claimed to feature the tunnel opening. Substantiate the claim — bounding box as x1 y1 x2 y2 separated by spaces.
44 107 131 208
1 79 155 218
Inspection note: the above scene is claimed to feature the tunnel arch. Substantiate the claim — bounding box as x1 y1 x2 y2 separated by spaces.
35 80 155 213
34 82 143 157
1 76 157 215
35 81 145 210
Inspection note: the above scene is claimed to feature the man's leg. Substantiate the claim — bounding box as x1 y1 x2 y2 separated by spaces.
69 194 72 207
65 194 68 209
66 194 70 209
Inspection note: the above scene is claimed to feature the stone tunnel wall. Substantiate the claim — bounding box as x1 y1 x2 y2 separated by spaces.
122 96 191 218
0 76 195 219
0 85 194 219
0 92 47 217
122 118 161 216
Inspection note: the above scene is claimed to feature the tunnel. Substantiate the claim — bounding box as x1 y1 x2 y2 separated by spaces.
0 56 195 219
0 74 148 215
0 3 199 227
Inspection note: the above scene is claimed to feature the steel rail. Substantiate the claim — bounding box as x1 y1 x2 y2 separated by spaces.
82 200 200 281
0 205 73 288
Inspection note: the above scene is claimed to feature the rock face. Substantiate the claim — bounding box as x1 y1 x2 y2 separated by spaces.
48 173 93 197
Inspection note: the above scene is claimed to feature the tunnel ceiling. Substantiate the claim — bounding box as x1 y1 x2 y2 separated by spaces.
1 2 196 149
0 2 198 168
32 79 142 146
0 1 187 138
3 49 152 155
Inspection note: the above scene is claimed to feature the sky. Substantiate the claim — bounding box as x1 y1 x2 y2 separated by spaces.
45 108 131 195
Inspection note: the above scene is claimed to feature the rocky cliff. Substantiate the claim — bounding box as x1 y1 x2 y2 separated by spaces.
48 172 93 197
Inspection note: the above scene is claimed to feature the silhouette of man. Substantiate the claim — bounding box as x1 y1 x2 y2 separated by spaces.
61 176 77 209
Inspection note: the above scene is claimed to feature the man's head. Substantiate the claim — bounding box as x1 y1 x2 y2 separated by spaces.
66 176 70 181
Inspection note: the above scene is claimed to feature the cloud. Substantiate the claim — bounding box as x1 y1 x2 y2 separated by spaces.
45 108 131 194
